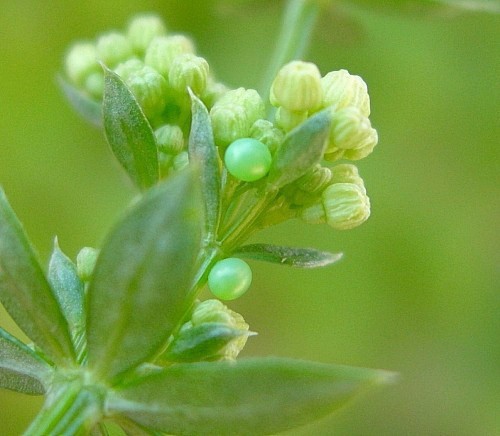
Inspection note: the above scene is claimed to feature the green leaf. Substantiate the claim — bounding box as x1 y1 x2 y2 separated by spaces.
0 327 53 395
342 0 500 16
235 243 343 268
48 238 86 358
0 188 74 363
102 65 159 191
188 89 221 240
267 108 331 189
109 357 396 435
86 169 203 383
58 76 103 128
162 322 250 363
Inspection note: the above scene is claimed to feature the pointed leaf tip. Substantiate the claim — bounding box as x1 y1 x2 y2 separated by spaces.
102 65 159 191
268 108 331 189
235 243 343 268
109 357 395 435
0 188 74 363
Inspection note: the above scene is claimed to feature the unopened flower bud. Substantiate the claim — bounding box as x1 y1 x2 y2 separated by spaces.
76 247 99 282
322 183 370 230
96 32 133 68
270 61 323 112
325 107 378 161
275 107 307 132
284 164 332 206
84 71 104 99
296 164 332 194
124 65 168 119
168 54 209 95
172 150 189 171
127 14 167 55
301 182 370 230
330 163 365 193
155 124 184 155
164 300 251 362
211 105 248 147
249 119 284 154
145 35 195 77
65 42 99 86
321 69 371 117
114 59 145 81
191 299 234 326
217 88 265 123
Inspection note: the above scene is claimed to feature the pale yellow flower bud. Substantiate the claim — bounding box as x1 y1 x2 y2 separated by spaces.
210 88 265 147
270 60 323 112
145 35 195 77
321 69 371 117
216 88 265 123
127 14 167 55
325 107 378 161
330 164 366 193
274 107 307 132
76 247 99 282
124 65 168 119
96 32 133 68
172 151 189 171
300 182 370 230
155 124 184 155
249 119 284 154
65 42 99 86
84 71 104 99
322 183 370 230
191 300 250 361
297 164 332 194
168 54 209 95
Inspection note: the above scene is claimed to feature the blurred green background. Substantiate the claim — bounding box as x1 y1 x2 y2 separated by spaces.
0 1 498 434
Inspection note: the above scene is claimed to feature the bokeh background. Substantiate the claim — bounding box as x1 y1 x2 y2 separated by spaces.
0 1 498 434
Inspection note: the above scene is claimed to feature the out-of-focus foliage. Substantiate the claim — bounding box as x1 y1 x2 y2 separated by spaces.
0 1 498 434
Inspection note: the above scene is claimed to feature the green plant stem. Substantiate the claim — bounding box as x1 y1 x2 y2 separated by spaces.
220 186 279 251
259 0 321 107
24 380 102 436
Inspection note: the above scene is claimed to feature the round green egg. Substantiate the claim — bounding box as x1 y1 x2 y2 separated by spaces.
224 138 272 182
208 258 253 301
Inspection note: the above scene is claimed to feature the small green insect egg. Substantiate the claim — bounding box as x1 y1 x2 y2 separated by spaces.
208 258 252 301
224 138 272 182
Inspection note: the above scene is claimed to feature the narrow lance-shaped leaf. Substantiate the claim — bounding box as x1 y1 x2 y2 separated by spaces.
86 169 203 383
102 65 159 191
267 108 331 189
188 88 221 240
58 76 103 128
0 188 74 363
0 327 53 395
108 357 396 436
48 238 86 358
235 243 343 268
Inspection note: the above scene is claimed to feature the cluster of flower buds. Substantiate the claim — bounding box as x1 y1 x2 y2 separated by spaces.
60 13 382 365
270 61 378 161
63 13 379 260
161 299 252 362
64 14 223 176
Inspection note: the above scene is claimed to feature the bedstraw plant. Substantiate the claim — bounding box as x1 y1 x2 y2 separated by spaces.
16 1 489 434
